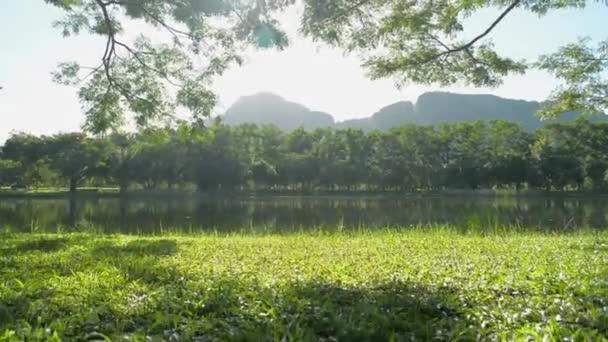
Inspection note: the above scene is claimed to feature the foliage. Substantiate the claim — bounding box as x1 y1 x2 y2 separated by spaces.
2 119 608 192
298 0 606 117
47 0 291 134
46 133 111 192
44 1 608 133
0 160 22 187
0 230 606 340
537 38 608 118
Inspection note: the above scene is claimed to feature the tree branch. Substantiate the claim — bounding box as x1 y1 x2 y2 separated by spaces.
107 0 198 44
113 40 183 87
93 0 167 118
320 0 373 25
452 0 522 54
422 0 522 65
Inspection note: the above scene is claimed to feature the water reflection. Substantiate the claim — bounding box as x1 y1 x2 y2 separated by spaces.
0 195 607 233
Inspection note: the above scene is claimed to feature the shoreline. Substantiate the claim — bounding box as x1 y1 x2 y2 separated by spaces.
2 188 608 199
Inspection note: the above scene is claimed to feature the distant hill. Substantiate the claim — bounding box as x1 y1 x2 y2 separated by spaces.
337 101 416 130
410 92 592 130
223 92 334 130
222 91 606 131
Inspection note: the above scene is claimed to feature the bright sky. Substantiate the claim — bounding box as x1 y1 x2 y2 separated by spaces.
1 1 607 142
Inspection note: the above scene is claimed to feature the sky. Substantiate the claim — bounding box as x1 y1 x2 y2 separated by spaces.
1 1 607 142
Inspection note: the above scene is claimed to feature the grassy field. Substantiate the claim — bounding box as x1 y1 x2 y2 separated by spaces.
1 230 607 341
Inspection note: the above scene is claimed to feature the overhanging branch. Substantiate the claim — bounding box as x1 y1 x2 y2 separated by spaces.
422 0 522 66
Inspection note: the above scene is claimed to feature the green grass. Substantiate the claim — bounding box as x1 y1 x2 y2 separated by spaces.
1 230 607 341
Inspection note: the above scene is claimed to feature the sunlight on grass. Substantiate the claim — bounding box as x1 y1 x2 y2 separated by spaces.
1 230 607 341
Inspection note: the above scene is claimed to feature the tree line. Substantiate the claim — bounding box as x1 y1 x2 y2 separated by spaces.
1 119 608 193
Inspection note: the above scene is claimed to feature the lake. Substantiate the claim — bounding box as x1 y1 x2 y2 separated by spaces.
1 195 607 233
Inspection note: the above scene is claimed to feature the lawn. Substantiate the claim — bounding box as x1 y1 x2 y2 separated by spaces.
1 229 607 341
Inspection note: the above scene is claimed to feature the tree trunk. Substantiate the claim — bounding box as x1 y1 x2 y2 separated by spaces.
119 179 129 194
69 178 78 193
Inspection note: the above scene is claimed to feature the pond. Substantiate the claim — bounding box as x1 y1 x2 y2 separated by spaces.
1 195 607 233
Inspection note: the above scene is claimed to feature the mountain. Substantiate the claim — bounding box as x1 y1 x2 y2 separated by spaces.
222 91 606 131
414 92 543 127
223 92 334 130
410 92 594 129
337 101 416 130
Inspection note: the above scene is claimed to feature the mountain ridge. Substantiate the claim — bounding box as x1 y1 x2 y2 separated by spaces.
222 91 606 131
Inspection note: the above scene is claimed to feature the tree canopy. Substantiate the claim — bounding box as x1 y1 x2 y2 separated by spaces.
46 0 292 134
2 119 608 192
46 0 607 134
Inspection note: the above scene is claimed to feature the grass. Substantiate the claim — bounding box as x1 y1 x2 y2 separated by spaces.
0 229 607 341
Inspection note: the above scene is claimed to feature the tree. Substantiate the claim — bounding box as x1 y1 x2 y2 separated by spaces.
183 123 246 191
485 120 532 189
311 128 372 190
2 134 47 167
532 123 585 190
230 124 283 189
368 131 407 191
537 38 608 118
0 160 22 187
159 133 189 190
46 1 606 133
47 0 290 134
437 122 489 189
3 119 608 192
46 133 110 192
1 134 58 188
299 0 607 118
106 133 139 193
392 125 443 190
278 128 319 190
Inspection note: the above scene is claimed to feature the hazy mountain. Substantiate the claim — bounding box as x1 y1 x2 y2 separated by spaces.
414 92 543 127
222 91 606 131
337 101 416 130
223 92 334 130
410 92 594 129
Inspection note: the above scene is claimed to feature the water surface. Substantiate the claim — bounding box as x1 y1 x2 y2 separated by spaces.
1 195 607 233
